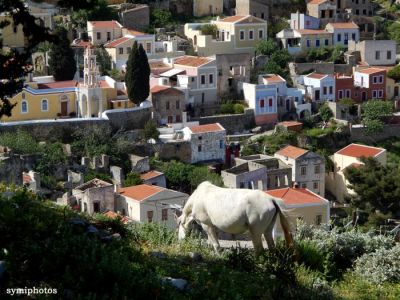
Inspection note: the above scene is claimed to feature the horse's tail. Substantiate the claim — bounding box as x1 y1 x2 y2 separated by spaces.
272 199 294 248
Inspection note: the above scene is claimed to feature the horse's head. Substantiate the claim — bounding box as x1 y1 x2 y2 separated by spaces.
175 213 194 240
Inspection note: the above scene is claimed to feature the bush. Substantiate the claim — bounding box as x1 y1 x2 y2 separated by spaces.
233 103 244 114
199 24 218 38
0 130 40 154
387 64 400 82
354 244 400 284
124 172 143 186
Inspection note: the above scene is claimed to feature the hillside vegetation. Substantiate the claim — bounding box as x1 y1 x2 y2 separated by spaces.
0 187 399 299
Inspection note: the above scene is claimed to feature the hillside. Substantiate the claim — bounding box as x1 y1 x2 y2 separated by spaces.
0 188 399 299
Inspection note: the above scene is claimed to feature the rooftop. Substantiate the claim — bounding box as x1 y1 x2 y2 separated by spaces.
88 20 122 29
263 74 286 83
278 121 303 127
275 145 308 159
219 15 247 23
306 73 328 79
356 68 385 75
327 22 359 29
173 56 212 67
76 179 112 191
188 123 225 134
140 170 164 181
336 143 385 158
118 184 164 201
296 29 329 35
104 36 133 48
265 188 326 205
37 80 78 89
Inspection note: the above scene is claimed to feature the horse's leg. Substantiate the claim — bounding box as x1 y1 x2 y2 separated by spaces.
202 223 220 254
264 210 278 250
249 228 264 257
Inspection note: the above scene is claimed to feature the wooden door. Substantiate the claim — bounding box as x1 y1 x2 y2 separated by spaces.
61 101 68 116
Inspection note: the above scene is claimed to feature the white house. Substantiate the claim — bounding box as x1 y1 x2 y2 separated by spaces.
303 72 335 102
326 143 386 202
116 184 189 229
87 20 123 45
325 22 359 47
274 145 325 196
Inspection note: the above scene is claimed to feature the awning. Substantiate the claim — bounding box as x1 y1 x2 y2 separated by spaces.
160 68 185 77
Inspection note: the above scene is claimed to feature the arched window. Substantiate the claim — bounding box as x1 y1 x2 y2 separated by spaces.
41 99 49 111
21 100 28 113
260 99 265 108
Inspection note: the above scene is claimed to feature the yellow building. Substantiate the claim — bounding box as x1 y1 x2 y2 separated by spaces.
0 15 27 50
184 15 268 57
193 0 223 17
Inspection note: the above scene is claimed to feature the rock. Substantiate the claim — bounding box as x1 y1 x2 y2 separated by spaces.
251 126 262 134
151 251 167 259
86 225 99 234
111 233 121 240
188 252 203 262
161 277 188 290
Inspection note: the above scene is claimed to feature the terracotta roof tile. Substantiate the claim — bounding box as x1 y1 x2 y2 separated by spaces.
89 20 122 29
306 73 328 79
308 0 329 4
118 184 164 201
150 85 183 95
104 36 132 48
37 80 78 89
189 123 225 134
336 144 385 158
266 188 326 205
173 56 212 67
275 145 308 159
219 15 247 23
327 22 359 29
141 170 163 180
263 74 286 83
278 121 303 127
357 68 385 75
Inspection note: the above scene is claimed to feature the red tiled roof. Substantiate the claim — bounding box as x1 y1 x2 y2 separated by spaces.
103 211 131 224
308 0 329 4
276 145 308 159
306 73 327 79
357 68 385 75
118 184 164 201
125 29 145 36
141 170 163 181
219 15 247 23
327 22 359 29
266 188 326 205
263 74 286 83
278 121 303 127
89 20 122 29
173 56 212 67
189 123 225 134
104 36 132 48
37 80 78 89
336 144 385 158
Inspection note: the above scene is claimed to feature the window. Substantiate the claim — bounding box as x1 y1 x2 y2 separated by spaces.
269 98 273 107
127 47 131 53
166 101 170 110
201 93 205 104
198 145 202 152
325 39 329 46
306 39 311 47
375 51 380 60
41 99 48 111
379 75 384 83
314 165 320 174
84 203 87 212
220 140 224 149
345 89 351 98
240 30 245 40
313 182 319 190
249 30 254 40
344 33 348 45
300 166 307 176
387 51 392 60
315 214 322 225
316 39 320 47
338 90 343 99
201 75 206 85
260 99 265 108
337 34 341 42
373 76 378 84
147 211 153 223
93 202 100 213
209 74 214 85
259 29 264 39
372 90 377 98
21 100 28 113
261 13 265 19
301 183 307 188
119 47 123 55
306 20 310 26
176 100 180 109
198 136 202 140
329 86 333 94
96 32 101 40
107 32 111 41
146 42 151 54
378 90 383 98
352 33 356 40
323 86 327 95
162 209 168 221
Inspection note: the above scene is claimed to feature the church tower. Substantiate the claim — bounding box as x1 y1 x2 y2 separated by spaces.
83 47 100 88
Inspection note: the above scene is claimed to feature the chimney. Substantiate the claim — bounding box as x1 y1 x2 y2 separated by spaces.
293 182 299 189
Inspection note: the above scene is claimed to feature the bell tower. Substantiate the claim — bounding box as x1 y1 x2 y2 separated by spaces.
83 46 99 88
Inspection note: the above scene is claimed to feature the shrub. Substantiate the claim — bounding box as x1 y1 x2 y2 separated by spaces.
233 103 244 114
387 64 400 82
0 130 40 154
124 172 143 187
199 24 218 38
354 244 400 284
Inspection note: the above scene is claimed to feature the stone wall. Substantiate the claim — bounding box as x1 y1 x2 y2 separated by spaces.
103 107 151 130
350 124 400 143
158 141 192 163
119 5 149 31
193 109 256 135
294 62 352 76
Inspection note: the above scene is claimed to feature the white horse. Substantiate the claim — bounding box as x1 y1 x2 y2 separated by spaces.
177 182 294 256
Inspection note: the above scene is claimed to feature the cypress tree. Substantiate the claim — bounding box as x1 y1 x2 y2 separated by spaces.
125 41 150 105
48 27 76 81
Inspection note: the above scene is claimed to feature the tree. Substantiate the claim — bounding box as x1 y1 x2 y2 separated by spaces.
199 24 218 38
388 21 400 44
125 41 150 105
48 27 76 81
255 40 278 56
362 100 393 135
143 120 160 141
319 104 333 122
0 0 97 118
95 47 112 75
124 172 143 186
150 9 173 28
387 64 400 82
345 157 400 218
189 167 224 190
71 0 118 30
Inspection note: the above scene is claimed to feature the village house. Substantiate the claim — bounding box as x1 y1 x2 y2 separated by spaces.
87 20 124 45
353 67 386 101
348 40 397 66
235 0 269 20
184 15 267 57
193 0 223 17
276 29 333 54
307 0 337 25
302 72 335 103
274 145 326 197
326 143 386 202
266 187 330 236
140 170 167 188
325 22 360 47
116 184 188 229
290 11 320 30
150 56 219 117
221 154 292 190
150 85 185 125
